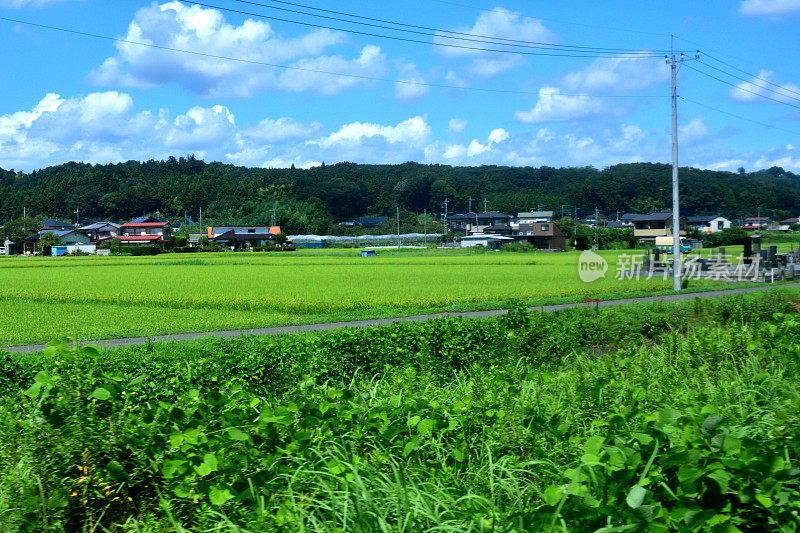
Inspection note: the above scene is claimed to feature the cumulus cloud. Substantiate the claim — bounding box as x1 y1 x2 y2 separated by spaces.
312 116 431 149
729 69 800 104
433 127 509 161
435 8 557 77
394 61 428 100
679 117 709 143
562 52 669 93
515 87 605 123
740 0 800 16
90 1 386 97
448 118 467 133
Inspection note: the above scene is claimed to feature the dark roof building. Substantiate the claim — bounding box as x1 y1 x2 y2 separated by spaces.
357 217 389 227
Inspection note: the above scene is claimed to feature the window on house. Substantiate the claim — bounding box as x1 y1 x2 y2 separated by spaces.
541 224 549 231
248 228 256 233
717 221 724 230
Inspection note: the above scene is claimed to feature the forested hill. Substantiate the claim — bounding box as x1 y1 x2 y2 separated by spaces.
1 158 798 233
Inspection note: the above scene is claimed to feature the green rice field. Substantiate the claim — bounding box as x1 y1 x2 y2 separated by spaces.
0 247 768 346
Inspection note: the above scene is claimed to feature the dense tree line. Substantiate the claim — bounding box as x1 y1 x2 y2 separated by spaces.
1 157 798 234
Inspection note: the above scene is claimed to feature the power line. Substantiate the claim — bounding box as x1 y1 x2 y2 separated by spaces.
701 54 800 100
680 95 800 136
696 60 800 103
0 16 668 99
424 0 668 37
189 1 669 59
683 63 800 111
227 0 675 54
673 35 800 99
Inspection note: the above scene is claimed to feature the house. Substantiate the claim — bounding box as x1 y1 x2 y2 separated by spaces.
119 216 172 245
516 211 554 223
465 211 512 235
515 221 567 250
39 219 75 231
743 217 770 230
632 212 686 240
780 217 799 225
617 213 640 227
207 226 281 249
357 217 389 228
686 215 731 234
447 212 478 233
460 233 515 250
37 229 92 245
483 224 514 236
79 221 121 243
606 220 628 229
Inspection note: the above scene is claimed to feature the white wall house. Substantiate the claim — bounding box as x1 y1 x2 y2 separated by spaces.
687 216 731 234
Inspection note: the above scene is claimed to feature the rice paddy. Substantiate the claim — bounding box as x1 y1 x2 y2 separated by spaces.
0 247 746 345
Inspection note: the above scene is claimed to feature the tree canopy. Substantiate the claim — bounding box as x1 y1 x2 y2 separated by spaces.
1 158 798 234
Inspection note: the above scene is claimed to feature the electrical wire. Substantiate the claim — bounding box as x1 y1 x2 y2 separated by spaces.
702 54 800 100
0 16 668 98
697 60 800 103
683 63 800 111
680 96 800 136
189 1 669 58
226 0 674 54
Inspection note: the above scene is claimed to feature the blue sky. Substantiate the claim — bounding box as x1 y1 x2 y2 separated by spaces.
0 0 798 172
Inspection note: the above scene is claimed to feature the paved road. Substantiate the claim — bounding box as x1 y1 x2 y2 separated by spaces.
5 283 800 354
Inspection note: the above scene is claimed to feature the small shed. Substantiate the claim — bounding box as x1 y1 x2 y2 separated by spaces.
361 250 377 257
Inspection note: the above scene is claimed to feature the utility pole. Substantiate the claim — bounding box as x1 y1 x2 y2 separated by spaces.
666 37 700 291
594 207 599 249
442 198 449 231
423 209 427 247
199 207 202 232
397 206 401 249
483 198 488 212
468 196 473 213
74 207 80 226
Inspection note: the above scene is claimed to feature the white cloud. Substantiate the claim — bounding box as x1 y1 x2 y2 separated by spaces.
242 117 322 144
445 70 468 88
394 61 428 100
740 0 800 15
488 128 509 144
313 116 431 149
435 8 557 77
729 69 800 104
562 53 669 94
448 118 467 133
679 117 709 143
90 2 386 97
515 87 604 123
0 93 63 141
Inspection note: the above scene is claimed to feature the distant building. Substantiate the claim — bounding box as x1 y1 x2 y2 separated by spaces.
119 216 172 245
516 211 554 223
466 211 512 235
515 221 567 250
447 212 478 233
37 229 92 245
357 217 389 228
207 226 282 249
39 219 75 231
686 215 731 234
743 216 771 230
460 234 515 250
632 212 686 240
780 217 799 225
79 221 121 243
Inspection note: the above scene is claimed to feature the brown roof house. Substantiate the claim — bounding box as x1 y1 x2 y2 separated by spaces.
516 221 566 250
